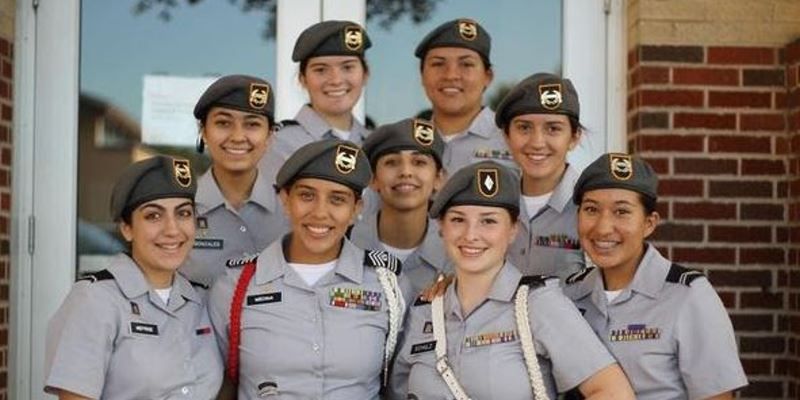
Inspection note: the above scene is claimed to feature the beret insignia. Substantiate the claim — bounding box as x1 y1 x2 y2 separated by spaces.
539 83 563 110
344 25 364 51
335 144 359 175
458 20 478 41
610 154 633 181
173 159 192 188
249 83 270 110
477 168 499 198
413 119 435 147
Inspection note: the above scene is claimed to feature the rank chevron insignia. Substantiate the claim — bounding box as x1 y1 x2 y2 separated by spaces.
364 250 402 275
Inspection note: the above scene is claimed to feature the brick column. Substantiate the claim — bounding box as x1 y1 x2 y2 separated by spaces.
628 44 789 398
786 38 800 398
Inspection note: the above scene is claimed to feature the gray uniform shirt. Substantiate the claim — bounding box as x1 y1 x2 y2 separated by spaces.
45 254 223 400
508 165 584 281
439 107 517 174
389 263 615 400
260 104 371 184
349 212 452 297
208 237 412 400
564 245 748 399
183 168 288 286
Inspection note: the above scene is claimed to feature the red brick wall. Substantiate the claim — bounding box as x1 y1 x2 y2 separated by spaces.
786 38 800 399
0 35 10 399
629 42 796 398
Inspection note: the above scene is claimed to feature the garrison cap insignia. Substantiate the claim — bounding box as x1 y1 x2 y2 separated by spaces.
248 83 270 110
610 153 633 181
413 119 435 147
539 83 563 110
458 19 478 41
335 144 360 175
344 25 364 51
477 168 499 198
173 159 192 188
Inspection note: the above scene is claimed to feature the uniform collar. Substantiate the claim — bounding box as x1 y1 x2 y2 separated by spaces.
626 244 671 299
296 104 369 142
255 235 365 285
195 168 277 214
435 107 497 139
445 262 521 317
367 212 449 271
108 254 201 305
518 163 580 223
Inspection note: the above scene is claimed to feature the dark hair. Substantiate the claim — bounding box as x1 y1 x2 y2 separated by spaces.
418 53 492 73
639 193 657 215
299 55 370 76
502 114 584 136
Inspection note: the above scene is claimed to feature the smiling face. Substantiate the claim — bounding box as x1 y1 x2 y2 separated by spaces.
370 150 444 213
505 113 580 195
578 188 659 280
300 55 368 121
120 197 196 279
202 107 271 174
280 178 362 264
439 205 517 277
421 47 493 119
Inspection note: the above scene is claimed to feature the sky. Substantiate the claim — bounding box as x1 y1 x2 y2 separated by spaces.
81 0 562 132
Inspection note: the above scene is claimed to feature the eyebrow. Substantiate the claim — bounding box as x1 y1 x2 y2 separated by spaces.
139 200 193 212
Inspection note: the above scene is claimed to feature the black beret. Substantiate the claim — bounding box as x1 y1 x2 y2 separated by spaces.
495 72 580 130
362 118 444 170
275 139 372 194
193 74 274 121
429 161 519 218
110 155 196 221
292 20 371 62
573 153 658 205
415 18 491 63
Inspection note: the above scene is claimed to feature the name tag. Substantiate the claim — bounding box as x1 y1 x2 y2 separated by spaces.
194 238 223 249
610 324 661 342
410 340 436 355
247 292 282 305
130 322 159 336
196 326 212 336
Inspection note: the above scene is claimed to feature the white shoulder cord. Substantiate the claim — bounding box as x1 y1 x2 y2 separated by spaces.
375 267 406 387
514 284 550 400
431 294 473 400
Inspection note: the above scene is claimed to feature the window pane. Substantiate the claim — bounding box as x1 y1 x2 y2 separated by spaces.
365 0 562 125
78 0 276 274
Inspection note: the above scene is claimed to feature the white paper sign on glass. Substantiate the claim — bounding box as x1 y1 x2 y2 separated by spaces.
141 75 217 146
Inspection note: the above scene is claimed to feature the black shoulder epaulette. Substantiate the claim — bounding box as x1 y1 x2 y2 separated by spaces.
518 275 551 288
565 267 595 285
364 250 402 276
189 280 209 290
278 119 299 129
226 255 258 268
666 263 704 287
77 269 114 283
413 296 431 306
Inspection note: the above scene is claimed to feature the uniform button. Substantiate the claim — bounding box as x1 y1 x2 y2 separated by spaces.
240 226 247 232
313 343 320 352
181 386 189 395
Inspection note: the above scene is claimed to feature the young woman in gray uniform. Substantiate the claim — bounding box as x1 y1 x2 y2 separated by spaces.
186 75 289 286
209 139 410 399
350 118 451 296
494 72 587 281
389 161 634 400
565 153 748 399
45 156 223 399
263 20 372 177
415 18 516 174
